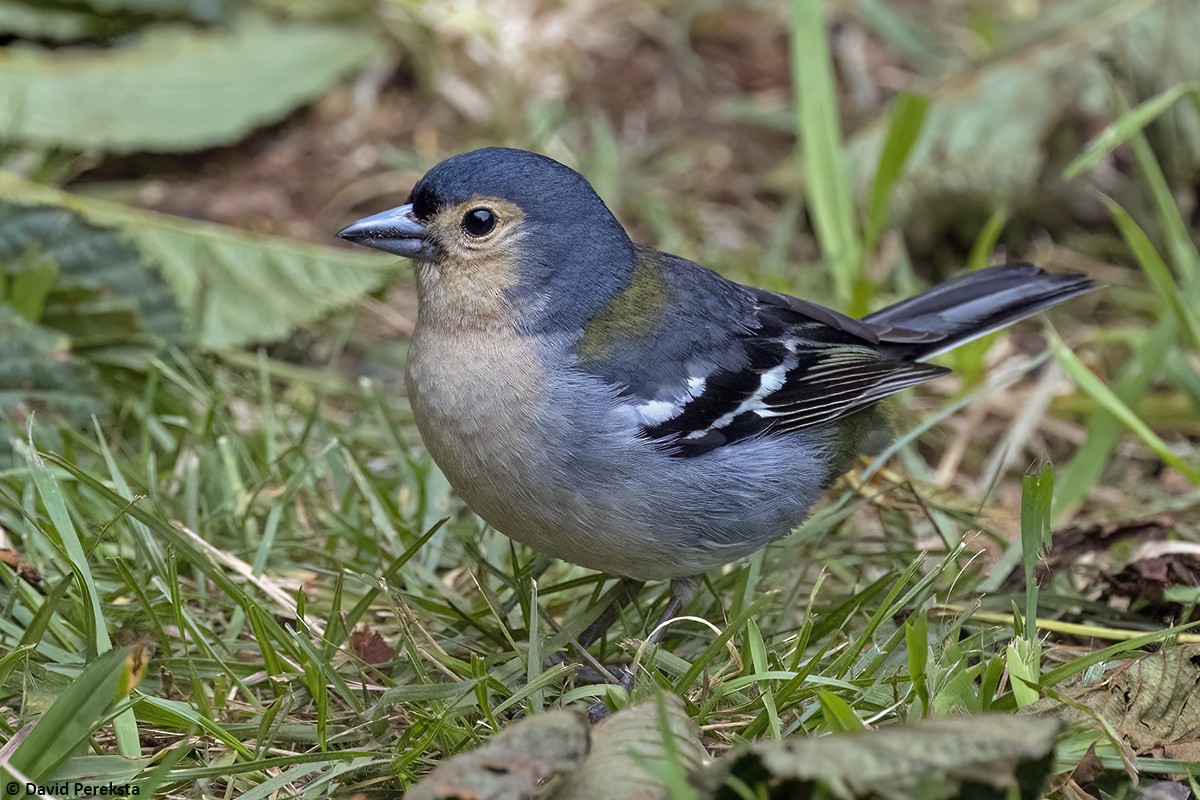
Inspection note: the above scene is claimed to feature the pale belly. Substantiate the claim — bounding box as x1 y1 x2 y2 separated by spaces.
405 325 592 563
403 325 823 580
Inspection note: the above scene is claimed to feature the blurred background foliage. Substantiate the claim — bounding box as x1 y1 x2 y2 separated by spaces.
2 0 1195 511
1 0 1200 796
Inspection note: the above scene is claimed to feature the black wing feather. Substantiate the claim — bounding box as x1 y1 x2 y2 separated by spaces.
578 251 1092 460
643 298 950 457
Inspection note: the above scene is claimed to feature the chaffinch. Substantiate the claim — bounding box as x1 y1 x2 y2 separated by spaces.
338 147 1094 625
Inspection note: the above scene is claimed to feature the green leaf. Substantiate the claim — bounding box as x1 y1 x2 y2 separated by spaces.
1006 638 1042 708
0 21 383 152
0 197 181 458
904 612 929 714
817 689 864 732
0 200 184 341
0 174 399 350
0 306 106 450
6 252 58 323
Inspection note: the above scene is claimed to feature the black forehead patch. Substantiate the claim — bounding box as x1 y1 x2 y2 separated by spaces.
407 183 443 223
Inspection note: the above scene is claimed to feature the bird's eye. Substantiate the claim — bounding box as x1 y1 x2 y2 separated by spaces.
461 208 497 238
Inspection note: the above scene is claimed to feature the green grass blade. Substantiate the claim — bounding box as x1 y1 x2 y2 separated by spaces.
20 443 142 757
1020 464 1054 627
904 612 929 715
817 689 864 732
745 618 782 739
8 647 131 780
1049 333 1200 485
863 91 928 258
1064 81 1200 179
1055 93 1200 517
22 443 108 656
790 0 860 304
526 577 544 712
966 208 1009 272
1104 198 1200 351
1053 312 1183 518
1125 94 1199 285
18 574 75 649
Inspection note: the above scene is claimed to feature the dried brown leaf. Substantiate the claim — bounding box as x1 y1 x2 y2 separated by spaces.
1031 644 1200 762
350 628 394 665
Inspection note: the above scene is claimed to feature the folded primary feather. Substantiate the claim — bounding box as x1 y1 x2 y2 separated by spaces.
581 252 1095 458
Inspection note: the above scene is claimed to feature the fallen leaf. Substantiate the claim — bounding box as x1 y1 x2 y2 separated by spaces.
556 694 705 800
694 714 1058 800
350 628 394 665
0 547 42 589
406 709 590 800
1028 644 1200 762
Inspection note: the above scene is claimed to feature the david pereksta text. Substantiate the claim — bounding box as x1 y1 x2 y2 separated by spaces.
10 783 140 796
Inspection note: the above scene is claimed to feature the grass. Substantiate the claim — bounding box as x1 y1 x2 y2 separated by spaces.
6 353 1194 794
2 0 1200 797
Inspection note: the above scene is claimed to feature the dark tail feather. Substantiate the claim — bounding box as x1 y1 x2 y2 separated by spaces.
864 263 1096 361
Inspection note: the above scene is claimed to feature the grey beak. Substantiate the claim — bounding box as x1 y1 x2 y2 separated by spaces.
337 203 430 259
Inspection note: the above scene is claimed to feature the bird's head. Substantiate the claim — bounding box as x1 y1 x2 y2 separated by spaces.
338 148 637 331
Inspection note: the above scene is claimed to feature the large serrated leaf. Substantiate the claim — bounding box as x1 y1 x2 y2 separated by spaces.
0 173 401 350
0 201 175 454
74 0 225 20
0 202 185 342
0 0 117 41
0 21 384 152
0 305 106 458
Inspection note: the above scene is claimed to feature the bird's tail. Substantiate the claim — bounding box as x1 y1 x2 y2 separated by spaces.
864 263 1096 361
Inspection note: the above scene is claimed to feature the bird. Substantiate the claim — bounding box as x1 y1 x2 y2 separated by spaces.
338 146 1095 642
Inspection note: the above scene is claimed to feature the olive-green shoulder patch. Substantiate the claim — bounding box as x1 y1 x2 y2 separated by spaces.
578 250 667 361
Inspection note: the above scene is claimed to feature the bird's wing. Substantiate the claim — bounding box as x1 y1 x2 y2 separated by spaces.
574 250 950 458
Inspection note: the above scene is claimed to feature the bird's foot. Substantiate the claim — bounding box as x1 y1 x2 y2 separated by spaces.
585 668 636 723
544 652 635 723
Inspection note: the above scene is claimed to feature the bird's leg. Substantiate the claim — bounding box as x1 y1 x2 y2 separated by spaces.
586 577 702 722
646 576 699 645
574 577 645 651
549 577 644 685
569 577 700 695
